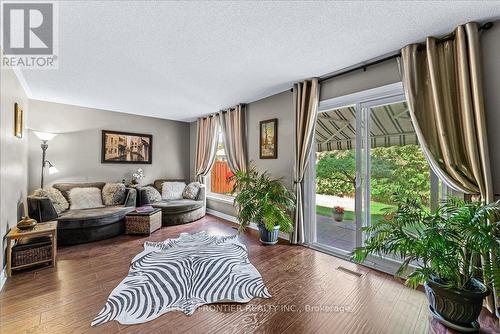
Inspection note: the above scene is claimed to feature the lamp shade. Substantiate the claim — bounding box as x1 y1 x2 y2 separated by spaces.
33 131 57 141
48 166 59 175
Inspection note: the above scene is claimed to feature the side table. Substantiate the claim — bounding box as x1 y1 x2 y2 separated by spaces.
125 208 162 235
5 221 57 277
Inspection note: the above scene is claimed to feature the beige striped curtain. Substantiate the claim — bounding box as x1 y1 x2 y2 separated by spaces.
219 104 247 173
291 78 320 244
195 115 219 183
401 22 496 314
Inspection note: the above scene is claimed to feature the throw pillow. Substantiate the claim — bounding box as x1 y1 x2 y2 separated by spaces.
32 188 69 214
102 183 126 206
142 186 162 203
182 182 201 200
69 187 104 210
161 181 187 201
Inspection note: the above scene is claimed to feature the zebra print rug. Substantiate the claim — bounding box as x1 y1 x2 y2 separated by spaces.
91 231 271 326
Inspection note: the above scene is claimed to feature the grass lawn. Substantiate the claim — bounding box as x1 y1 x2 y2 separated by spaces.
316 200 396 222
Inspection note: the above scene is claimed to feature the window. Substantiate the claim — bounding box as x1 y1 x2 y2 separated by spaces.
207 130 235 197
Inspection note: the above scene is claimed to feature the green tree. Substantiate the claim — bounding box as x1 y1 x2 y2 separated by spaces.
316 145 431 205
316 150 356 197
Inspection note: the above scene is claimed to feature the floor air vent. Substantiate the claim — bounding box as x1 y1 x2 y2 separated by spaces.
336 266 363 277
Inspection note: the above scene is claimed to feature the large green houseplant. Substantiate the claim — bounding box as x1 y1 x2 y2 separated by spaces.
231 165 295 245
353 195 500 331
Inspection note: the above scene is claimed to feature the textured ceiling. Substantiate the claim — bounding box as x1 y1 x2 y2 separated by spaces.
20 1 500 122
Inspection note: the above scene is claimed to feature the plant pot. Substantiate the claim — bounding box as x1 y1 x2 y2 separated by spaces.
258 224 280 245
424 277 490 331
332 212 344 222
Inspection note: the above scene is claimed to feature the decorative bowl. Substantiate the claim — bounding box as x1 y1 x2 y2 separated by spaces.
17 216 37 230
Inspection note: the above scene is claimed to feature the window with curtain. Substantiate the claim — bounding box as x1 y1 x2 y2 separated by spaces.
207 129 235 196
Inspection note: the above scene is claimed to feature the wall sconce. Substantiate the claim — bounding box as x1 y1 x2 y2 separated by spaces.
33 131 58 188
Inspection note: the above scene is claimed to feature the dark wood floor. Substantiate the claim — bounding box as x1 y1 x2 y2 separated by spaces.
1 215 498 334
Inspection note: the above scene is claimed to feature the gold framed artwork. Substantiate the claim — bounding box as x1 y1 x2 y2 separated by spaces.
14 103 23 138
259 118 278 159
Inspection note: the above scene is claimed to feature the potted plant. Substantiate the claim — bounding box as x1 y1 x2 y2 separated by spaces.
352 195 500 331
231 165 295 245
332 206 345 222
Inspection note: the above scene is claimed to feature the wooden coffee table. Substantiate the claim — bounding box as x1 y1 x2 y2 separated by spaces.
5 221 57 277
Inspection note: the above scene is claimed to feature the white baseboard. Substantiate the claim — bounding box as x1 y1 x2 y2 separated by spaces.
206 208 238 223
0 266 6 292
206 209 290 241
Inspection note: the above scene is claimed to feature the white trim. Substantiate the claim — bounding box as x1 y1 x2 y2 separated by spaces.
318 82 403 113
206 208 238 223
206 209 290 241
0 48 32 96
12 67 32 97
0 266 7 292
306 242 413 276
206 193 234 205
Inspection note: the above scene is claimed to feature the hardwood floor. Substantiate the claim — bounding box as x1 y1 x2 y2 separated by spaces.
1 214 498 334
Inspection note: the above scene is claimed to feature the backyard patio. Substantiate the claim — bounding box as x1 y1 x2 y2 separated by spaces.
316 213 356 250
315 194 356 250
315 194 394 251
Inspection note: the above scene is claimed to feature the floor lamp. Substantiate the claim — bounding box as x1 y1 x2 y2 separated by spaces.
33 131 59 188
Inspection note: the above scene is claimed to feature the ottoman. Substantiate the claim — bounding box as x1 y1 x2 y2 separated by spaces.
125 208 162 235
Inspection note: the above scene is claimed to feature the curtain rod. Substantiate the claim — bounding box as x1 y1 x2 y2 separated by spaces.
319 21 494 83
198 104 244 120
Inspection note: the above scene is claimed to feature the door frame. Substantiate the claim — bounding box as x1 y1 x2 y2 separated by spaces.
304 82 419 274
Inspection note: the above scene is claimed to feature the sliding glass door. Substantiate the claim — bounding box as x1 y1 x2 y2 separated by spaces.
309 85 435 270
314 105 358 252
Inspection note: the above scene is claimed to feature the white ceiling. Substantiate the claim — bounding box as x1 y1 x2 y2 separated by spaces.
21 1 500 122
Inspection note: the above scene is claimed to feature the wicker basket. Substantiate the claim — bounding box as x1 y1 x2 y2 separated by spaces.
126 210 162 235
12 237 52 267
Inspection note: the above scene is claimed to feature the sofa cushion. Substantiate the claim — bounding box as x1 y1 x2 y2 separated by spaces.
182 182 201 200
69 187 104 210
53 182 106 201
161 182 186 200
58 206 134 228
32 188 69 214
142 186 162 203
152 199 204 214
102 183 126 206
153 179 186 192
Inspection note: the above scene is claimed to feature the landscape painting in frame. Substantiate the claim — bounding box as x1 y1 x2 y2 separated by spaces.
259 118 277 159
102 130 152 164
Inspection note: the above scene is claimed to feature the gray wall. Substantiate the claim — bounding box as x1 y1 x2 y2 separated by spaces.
320 58 401 101
27 100 190 192
482 21 500 197
1 65 29 269
206 198 238 217
247 90 295 188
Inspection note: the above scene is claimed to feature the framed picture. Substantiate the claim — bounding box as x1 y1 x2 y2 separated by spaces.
101 130 153 164
259 118 278 159
14 103 23 138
